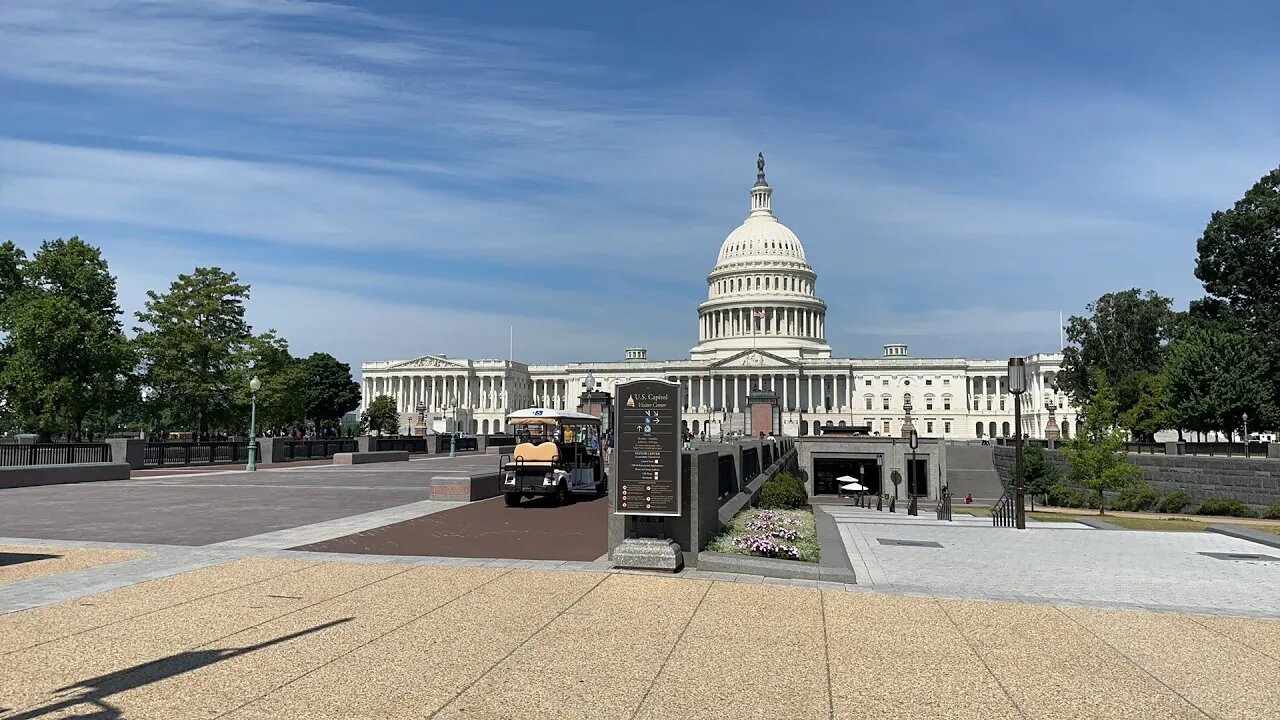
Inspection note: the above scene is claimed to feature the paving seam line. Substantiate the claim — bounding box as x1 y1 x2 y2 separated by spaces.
212 567 520 719
1051 605 1215 719
1183 613 1280 664
627 578 715 720
819 589 835 720
933 598 1030 720
9 563 433 718
0 558 327 654
424 572 611 720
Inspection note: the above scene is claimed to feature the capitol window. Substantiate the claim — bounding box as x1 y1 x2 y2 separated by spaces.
944 421 952 433
944 396 952 410
865 379 871 386
881 396 890 410
925 379 933 386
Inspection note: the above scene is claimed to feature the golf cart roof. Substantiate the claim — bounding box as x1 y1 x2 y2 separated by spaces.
505 408 601 426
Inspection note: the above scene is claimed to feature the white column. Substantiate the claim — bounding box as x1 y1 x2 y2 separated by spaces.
783 374 791 411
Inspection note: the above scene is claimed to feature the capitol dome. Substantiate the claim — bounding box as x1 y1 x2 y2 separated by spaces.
691 154 832 361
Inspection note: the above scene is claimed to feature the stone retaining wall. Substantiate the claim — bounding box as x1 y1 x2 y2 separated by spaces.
994 446 1280 508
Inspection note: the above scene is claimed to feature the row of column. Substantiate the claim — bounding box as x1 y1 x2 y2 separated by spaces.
363 374 508 413
672 372 852 413
700 307 824 342
531 378 568 410
967 374 1067 413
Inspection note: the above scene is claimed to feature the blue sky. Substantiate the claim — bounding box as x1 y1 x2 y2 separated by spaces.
3 1 1278 373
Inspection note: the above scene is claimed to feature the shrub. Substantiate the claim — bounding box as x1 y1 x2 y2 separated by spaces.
1047 484 1086 509
760 472 808 509
1264 505 1280 520
1157 491 1191 514
1112 482 1158 512
1194 498 1257 518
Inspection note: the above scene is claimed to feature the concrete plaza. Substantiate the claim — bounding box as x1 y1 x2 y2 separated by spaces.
1 458 1279 718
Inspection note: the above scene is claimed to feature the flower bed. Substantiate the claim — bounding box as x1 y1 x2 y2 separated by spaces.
706 508 819 563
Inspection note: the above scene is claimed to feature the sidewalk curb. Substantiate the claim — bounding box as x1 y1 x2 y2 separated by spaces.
1074 516 1125 530
1205 524 1280 550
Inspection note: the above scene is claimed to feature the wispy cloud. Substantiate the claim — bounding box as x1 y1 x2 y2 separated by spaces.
3 0 1278 370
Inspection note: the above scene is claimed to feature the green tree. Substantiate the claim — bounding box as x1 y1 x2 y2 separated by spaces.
299 352 361 430
1193 165 1280 411
359 394 400 436
233 331 306 432
1061 376 1143 514
134 267 252 435
1059 289 1177 431
0 237 135 439
1164 323 1277 440
1118 372 1171 442
1022 443 1062 509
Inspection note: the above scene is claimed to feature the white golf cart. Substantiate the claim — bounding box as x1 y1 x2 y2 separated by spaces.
500 408 607 507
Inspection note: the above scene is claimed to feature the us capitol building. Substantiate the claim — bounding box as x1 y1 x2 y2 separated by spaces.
362 155 1078 440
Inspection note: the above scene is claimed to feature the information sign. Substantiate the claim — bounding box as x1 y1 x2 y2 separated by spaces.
613 379 682 516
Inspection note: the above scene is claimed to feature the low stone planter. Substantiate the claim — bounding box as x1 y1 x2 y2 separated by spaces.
0 462 131 488
695 551 856 583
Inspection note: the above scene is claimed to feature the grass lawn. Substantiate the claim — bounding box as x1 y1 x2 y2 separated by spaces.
1243 524 1280 536
1025 512 1081 523
1099 516 1211 532
706 507 819 563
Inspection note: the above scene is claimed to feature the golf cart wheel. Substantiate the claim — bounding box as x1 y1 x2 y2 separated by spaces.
554 482 570 506
504 493 521 507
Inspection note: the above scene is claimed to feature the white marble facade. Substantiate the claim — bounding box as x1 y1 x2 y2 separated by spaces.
362 157 1079 439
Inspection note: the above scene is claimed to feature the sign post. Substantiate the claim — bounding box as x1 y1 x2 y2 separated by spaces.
614 379 681 517
610 379 685 571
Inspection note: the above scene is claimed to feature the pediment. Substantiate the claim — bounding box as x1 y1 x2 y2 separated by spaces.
710 350 794 369
387 354 467 370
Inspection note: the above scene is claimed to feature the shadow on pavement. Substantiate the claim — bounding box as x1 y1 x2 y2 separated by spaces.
3 618 353 719
0 552 60 567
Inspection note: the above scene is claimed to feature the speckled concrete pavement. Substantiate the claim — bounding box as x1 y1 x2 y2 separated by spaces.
2 557 1277 719
0 545 148 586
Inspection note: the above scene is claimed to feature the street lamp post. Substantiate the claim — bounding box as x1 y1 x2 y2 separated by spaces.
1008 357 1027 529
1242 412 1250 457
909 427 919 497
247 376 261 472
450 397 458 459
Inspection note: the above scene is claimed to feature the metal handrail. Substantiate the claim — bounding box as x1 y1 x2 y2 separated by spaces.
992 492 1017 527
935 487 952 521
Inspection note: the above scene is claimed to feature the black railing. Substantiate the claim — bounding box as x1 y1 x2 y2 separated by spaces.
144 442 257 467
992 492 1016 527
433 435 478 453
371 436 427 453
0 443 112 467
935 486 953 521
1125 442 1165 454
284 439 357 460
1182 441 1269 458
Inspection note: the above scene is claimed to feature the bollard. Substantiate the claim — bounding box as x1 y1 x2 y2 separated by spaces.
889 496 896 513
876 494 883 511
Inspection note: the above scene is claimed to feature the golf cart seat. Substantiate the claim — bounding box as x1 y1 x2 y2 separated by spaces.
506 441 559 469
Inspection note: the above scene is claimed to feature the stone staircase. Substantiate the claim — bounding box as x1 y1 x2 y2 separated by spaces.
945 444 1005 500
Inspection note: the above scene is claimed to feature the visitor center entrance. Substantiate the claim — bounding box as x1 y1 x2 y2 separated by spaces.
812 457 881 496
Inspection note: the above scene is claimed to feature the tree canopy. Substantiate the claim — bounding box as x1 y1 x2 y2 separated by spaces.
360 395 400 436
1059 289 1177 427
1060 376 1143 513
299 352 361 429
134 267 253 435
0 237 133 439
1193 165 1280 412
